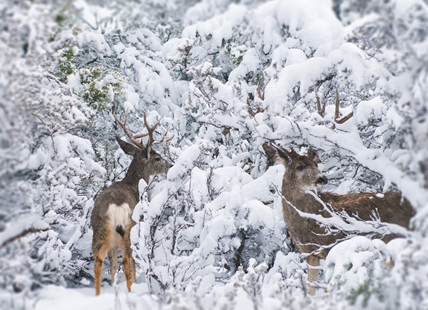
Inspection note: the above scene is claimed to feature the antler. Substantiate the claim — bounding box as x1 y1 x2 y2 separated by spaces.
247 84 265 117
142 111 174 146
113 109 147 149
114 109 174 150
142 111 161 147
315 89 353 128
316 93 326 118
334 89 353 124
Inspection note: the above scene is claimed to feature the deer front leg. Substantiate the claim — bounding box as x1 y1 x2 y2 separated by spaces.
306 254 320 295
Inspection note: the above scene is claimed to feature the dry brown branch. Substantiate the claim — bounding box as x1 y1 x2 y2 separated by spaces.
0 227 49 248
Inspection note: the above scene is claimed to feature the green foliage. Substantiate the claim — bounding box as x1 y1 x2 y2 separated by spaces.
221 37 245 66
56 48 75 83
81 80 109 109
346 282 385 308
58 57 125 113
55 13 67 26
55 49 124 112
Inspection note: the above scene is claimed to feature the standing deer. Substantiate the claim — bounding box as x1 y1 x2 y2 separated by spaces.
91 110 173 296
262 143 415 295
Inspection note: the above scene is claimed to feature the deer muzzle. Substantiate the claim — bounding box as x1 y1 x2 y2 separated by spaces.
165 161 173 172
315 175 328 187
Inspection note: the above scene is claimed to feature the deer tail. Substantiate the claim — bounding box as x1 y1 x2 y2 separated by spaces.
116 225 125 238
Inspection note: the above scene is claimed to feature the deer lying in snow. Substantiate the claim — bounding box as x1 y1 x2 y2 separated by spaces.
91 110 173 296
262 143 415 295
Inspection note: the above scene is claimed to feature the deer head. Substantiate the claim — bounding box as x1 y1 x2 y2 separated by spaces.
262 142 327 190
114 109 174 184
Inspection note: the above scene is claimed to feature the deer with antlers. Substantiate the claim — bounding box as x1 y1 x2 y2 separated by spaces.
262 143 415 295
91 110 173 296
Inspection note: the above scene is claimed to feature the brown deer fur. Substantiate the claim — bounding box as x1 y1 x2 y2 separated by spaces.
91 112 173 296
262 143 415 295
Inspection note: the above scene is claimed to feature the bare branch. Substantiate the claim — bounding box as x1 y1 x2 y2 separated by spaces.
0 226 49 248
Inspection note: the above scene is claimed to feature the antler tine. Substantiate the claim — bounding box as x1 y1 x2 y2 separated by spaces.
246 97 264 117
133 132 149 139
316 93 326 118
152 127 175 145
142 110 164 147
334 89 353 124
166 134 175 143
113 109 145 149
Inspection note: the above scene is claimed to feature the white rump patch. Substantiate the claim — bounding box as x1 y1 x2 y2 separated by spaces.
106 203 131 230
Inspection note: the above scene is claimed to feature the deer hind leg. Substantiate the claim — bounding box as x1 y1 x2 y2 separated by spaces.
306 255 320 295
108 247 118 286
93 233 112 296
120 227 136 292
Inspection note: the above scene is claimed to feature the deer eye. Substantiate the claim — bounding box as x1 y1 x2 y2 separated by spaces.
296 165 304 171
155 157 161 162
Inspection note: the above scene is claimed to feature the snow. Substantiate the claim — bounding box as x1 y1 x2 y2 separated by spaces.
183 4 247 48
355 96 384 125
394 0 422 16
325 236 380 290
77 31 110 54
190 167 209 209
35 285 158 310
2 0 428 308
274 0 344 49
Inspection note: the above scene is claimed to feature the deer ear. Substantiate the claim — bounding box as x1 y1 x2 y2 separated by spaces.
262 143 292 165
277 147 293 165
116 136 141 157
308 148 321 164
262 143 278 160
142 145 151 159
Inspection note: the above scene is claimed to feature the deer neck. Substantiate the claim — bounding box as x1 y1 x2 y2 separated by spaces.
282 179 322 213
121 159 150 192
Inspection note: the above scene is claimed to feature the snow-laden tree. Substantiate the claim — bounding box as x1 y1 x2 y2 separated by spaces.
0 0 106 306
